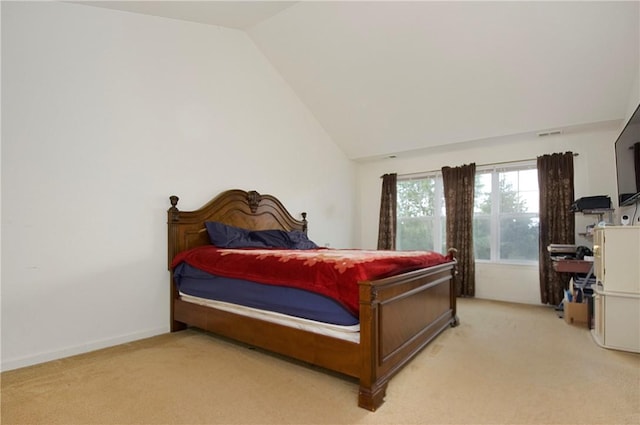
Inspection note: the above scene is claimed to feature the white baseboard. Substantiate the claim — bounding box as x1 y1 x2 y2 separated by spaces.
1 326 168 372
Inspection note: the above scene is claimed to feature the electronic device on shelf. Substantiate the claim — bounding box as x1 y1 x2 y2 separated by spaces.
570 196 611 212
547 244 577 261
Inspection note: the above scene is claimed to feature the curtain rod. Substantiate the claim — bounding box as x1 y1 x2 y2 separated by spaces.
385 152 579 179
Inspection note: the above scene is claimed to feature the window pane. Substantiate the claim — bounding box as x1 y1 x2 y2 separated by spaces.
473 216 491 260
397 178 435 217
397 176 439 251
520 191 539 214
499 169 538 213
441 216 447 253
519 169 538 191
499 216 539 261
474 172 492 214
398 217 434 250
500 171 523 213
517 169 539 213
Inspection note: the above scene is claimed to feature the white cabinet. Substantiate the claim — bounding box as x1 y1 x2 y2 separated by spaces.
591 226 640 353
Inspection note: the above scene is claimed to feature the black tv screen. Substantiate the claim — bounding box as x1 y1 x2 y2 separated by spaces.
615 103 640 207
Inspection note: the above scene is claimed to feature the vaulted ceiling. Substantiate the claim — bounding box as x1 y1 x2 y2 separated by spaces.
73 1 640 161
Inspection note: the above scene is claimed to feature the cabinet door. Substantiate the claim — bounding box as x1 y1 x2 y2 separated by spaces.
596 227 640 294
603 294 640 353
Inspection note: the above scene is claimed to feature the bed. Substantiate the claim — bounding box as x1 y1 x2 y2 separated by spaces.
167 189 458 411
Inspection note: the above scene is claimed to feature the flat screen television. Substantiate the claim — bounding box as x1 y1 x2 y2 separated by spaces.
615 103 640 207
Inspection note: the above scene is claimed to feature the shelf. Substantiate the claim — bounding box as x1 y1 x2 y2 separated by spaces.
552 259 593 273
576 209 614 232
579 208 614 215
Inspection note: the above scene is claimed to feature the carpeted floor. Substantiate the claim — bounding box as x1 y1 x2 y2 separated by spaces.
2 298 639 424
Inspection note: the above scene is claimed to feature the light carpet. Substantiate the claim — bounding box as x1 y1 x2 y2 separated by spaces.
2 298 639 424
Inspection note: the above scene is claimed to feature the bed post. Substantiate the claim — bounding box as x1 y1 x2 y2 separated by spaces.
357 283 387 411
168 196 180 269
168 196 187 332
448 248 460 327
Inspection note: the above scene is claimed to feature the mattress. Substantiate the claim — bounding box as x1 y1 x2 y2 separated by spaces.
179 293 360 343
173 262 359 326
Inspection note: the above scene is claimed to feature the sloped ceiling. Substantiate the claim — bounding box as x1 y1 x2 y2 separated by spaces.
73 1 640 161
71 1 297 29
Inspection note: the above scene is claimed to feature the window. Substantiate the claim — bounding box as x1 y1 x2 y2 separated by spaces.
396 161 539 263
474 163 539 262
396 175 446 253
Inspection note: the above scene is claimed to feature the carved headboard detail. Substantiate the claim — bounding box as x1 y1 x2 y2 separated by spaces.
167 189 308 268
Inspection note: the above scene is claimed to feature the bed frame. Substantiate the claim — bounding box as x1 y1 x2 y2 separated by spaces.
167 189 458 411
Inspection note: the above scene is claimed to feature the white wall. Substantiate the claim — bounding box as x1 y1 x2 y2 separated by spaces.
1 2 355 371
624 69 640 122
355 123 620 305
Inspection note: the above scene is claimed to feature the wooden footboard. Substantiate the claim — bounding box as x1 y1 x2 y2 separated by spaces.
358 262 457 410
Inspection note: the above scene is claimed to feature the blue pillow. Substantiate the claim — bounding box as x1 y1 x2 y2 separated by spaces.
287 230 319 249
205 222 319 249
204 222 269 248
249 229 291 248
250 229 319 249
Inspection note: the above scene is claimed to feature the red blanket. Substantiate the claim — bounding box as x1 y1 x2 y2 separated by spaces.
171 246 453 315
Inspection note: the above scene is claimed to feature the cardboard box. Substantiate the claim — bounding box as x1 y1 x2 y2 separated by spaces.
564 301 589 326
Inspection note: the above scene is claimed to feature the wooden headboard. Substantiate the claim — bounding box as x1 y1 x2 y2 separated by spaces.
167 189 307 268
